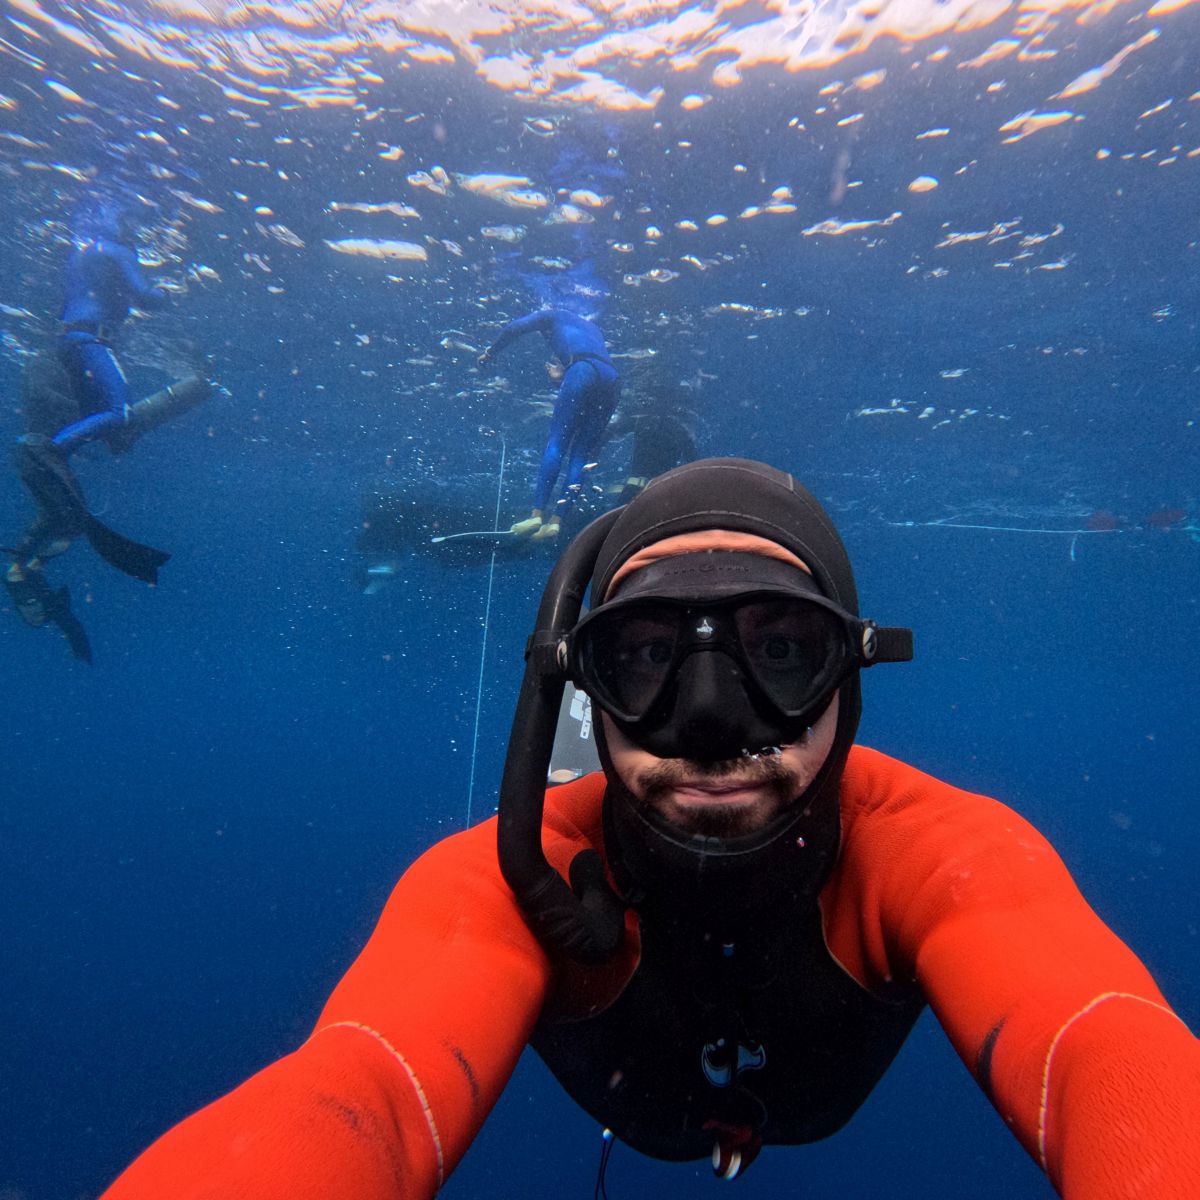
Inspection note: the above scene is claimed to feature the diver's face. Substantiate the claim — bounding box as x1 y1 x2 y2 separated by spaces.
601 692 839 838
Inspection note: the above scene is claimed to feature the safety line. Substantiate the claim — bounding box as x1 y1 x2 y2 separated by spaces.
466 435 506 828
889 520 1123 535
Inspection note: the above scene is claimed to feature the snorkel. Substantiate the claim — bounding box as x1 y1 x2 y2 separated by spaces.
497 507 627 964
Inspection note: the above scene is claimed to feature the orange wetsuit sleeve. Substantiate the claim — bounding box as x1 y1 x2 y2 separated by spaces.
824 746 1200 1199
100 818 553 1200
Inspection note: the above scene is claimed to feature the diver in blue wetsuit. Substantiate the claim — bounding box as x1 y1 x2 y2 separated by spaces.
53 210 169 455
4 209 210 658
479 309 621 541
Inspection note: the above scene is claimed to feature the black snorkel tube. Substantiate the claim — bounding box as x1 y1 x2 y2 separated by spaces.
497 508 627 965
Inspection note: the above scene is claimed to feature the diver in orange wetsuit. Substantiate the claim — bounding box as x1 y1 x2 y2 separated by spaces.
102 459 1199 1199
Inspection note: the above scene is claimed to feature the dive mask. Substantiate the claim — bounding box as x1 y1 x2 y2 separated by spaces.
564 552 911 761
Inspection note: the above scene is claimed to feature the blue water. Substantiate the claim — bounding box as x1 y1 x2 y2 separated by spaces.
1 4 1198 1197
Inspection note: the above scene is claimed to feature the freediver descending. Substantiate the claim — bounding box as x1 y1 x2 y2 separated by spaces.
478 308 621 542
98 459 1199 1198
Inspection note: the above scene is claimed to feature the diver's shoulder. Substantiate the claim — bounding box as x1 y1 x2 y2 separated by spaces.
840 744 1048 864
841 744 997 819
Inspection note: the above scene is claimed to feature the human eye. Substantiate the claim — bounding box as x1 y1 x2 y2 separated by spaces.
630 638 673 666
615 614 677 668
761 633 802 662
739 603 829 672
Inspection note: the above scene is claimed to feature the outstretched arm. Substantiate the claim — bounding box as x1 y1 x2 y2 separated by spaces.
100 820 552 1200
914 842 1198 1198
829 749 1200 1200
111 244 168 311
478 310 554 364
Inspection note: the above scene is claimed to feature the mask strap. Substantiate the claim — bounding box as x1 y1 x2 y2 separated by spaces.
865 625 913 664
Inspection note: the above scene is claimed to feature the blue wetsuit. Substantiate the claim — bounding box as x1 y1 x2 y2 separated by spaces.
485 310 620 515
54 238 167 453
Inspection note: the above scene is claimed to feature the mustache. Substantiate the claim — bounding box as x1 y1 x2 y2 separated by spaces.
637 751 792 795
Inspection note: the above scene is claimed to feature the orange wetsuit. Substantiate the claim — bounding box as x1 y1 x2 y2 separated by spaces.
101 746 1200 1199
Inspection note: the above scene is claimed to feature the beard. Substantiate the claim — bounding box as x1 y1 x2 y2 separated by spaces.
634 751 799 837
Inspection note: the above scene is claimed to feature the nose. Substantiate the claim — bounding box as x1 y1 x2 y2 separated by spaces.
667 649 761 762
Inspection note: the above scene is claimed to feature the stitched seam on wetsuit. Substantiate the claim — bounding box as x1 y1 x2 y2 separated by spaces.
316 1020 446 1188
1036 990 1181 1169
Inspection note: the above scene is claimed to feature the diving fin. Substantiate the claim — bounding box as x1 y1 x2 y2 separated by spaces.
52 584 93 663
82 513 170 584
6 567 49 627
126 374 211 432
14 438 169 584
4 568 93 662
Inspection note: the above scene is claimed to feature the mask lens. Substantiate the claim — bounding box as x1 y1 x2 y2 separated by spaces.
732 599 848 714
580 604 682 719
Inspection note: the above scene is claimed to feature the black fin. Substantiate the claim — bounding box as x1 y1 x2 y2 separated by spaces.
51 585 93 664
13 441 89 536
15 439 170 583
82 514 170 584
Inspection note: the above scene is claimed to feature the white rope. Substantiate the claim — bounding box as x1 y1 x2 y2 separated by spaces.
466 436 507 828
889 519 1122 535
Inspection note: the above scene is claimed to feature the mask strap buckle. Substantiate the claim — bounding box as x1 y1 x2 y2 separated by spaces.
524 628 564 676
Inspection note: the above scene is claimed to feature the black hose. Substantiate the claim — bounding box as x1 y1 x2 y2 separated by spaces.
497 507 626 963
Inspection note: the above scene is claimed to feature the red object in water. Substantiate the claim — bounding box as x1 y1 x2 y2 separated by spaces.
1086 509 1119 532
1141 507 1188 530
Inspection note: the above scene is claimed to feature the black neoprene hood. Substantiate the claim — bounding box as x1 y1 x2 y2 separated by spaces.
592 458 860 613
496 457 911 961
588 458 871 921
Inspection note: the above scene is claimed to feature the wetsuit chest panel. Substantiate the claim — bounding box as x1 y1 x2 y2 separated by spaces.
532 906 924 1161
62 248 126 326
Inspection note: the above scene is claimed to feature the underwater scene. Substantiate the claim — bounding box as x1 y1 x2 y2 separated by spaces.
1 1 1197 1197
